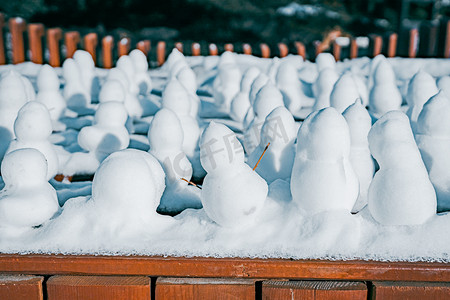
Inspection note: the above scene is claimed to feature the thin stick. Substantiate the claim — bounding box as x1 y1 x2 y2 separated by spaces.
181 178 202 190
253 142 270 171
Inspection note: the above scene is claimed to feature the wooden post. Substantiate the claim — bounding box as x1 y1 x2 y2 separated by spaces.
102 36 113 69
9 17 26 64
0 13 5 64
409 28 419 58
155 278 257 300
136 40 151 56
47 28 62 67
224 43 234 52
387 33 398 58
372 35 383 57
0 275 43 300
445 20 450 58
333 41 341 61
294 41 306 59
243 43 252 55
260 43 270 58
262 280 367 300
278 42 288 58
28 23 44 64
175 42 183 53
157 41 166 66
64 31 80 59
191 42 200 56
84 33 98 64
118 37 130 57
350 38 358 59
372 281 450 299
209 43 218 55
47 276 151 300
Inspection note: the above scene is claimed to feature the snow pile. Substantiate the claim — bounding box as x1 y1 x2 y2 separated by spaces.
0 51 449 263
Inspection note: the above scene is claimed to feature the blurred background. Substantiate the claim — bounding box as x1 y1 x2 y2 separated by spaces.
1 0 450 60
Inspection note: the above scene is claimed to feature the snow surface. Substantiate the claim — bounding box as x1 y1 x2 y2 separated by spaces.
0 52 449 263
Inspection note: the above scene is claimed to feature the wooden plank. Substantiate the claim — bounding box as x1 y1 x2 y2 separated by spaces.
333 41 341 61
209 43 218 55
262 280 367 300
9 17 27 64
0 255 448 282
155 277 256 300
243 43 252 55
47 275 150 300
118 37 130 57
372 281 450 300
371 34 383 57
175 42 183 53
0 275 43 300
278 43 288 58
136 40 151 56
27 23 44 64
294 41 306 59
409 28 419 58
445 20 450 58
260 43 270 58
387 33 398 58
157 41 166 66
350 38 358 59
191 42 200 56
47 28 62 67
224 43 233 52
83 33 98 64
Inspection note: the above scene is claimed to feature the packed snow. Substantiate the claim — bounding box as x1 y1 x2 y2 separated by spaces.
0 49 449 263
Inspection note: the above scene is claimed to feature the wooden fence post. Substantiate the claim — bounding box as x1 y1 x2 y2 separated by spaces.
314 40 322 57
260 43 270 58
243 43 252 55
294 41 306 59
0 275 43 300
372 35 383 57
47 28 62 67
350 38 358 59
28 23 44 64
0 13 5 64
445 20 450 58
191 42 200 56
118 37 130 57
409 28 419 58
157 41 166 66
102 35 113 69
388 33 398 57
278 43 288 58
9 17 26 64
64 31 80 59
224 43 234 52
84 33 98 64
209 43 218 55
175 42 183 53
136 40 151 56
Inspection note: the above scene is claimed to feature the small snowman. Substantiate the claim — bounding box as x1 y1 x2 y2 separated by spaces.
330 73 362 113
368 111 436 225
161 77 200 160
291 107 359 214
0 71 31 160
129 49 152 95
316 53 336 72
36 64 66 122
247 106 297 184
176 66 200 119
148 108 201 213
77 101 129 163
62 58 90 108
244 83 284 154
369 59 402 119
249 73 269 106
230 67 261 123
6 102 59 181
343 100 375 212
200 122 268 227
406 70 439 132
0 148 59 232
276 61 304 114
164 48 187 74
416 91 450 212
312 68 339 111
73 50 98 100
116 55 140 96
212 52 242 113
91 149 168 236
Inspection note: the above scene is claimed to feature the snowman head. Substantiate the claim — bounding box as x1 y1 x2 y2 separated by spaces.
14 102 52 141
129 49 148 73
200 122 245 173
37 64 60 91
1 148 48 186
416 91 450 138
148 108 184 151
94 102 128 127
99 80 126 103
161 77 191 115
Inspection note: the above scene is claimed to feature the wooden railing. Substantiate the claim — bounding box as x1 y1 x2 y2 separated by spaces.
1 13 450 69
0 254 448 299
